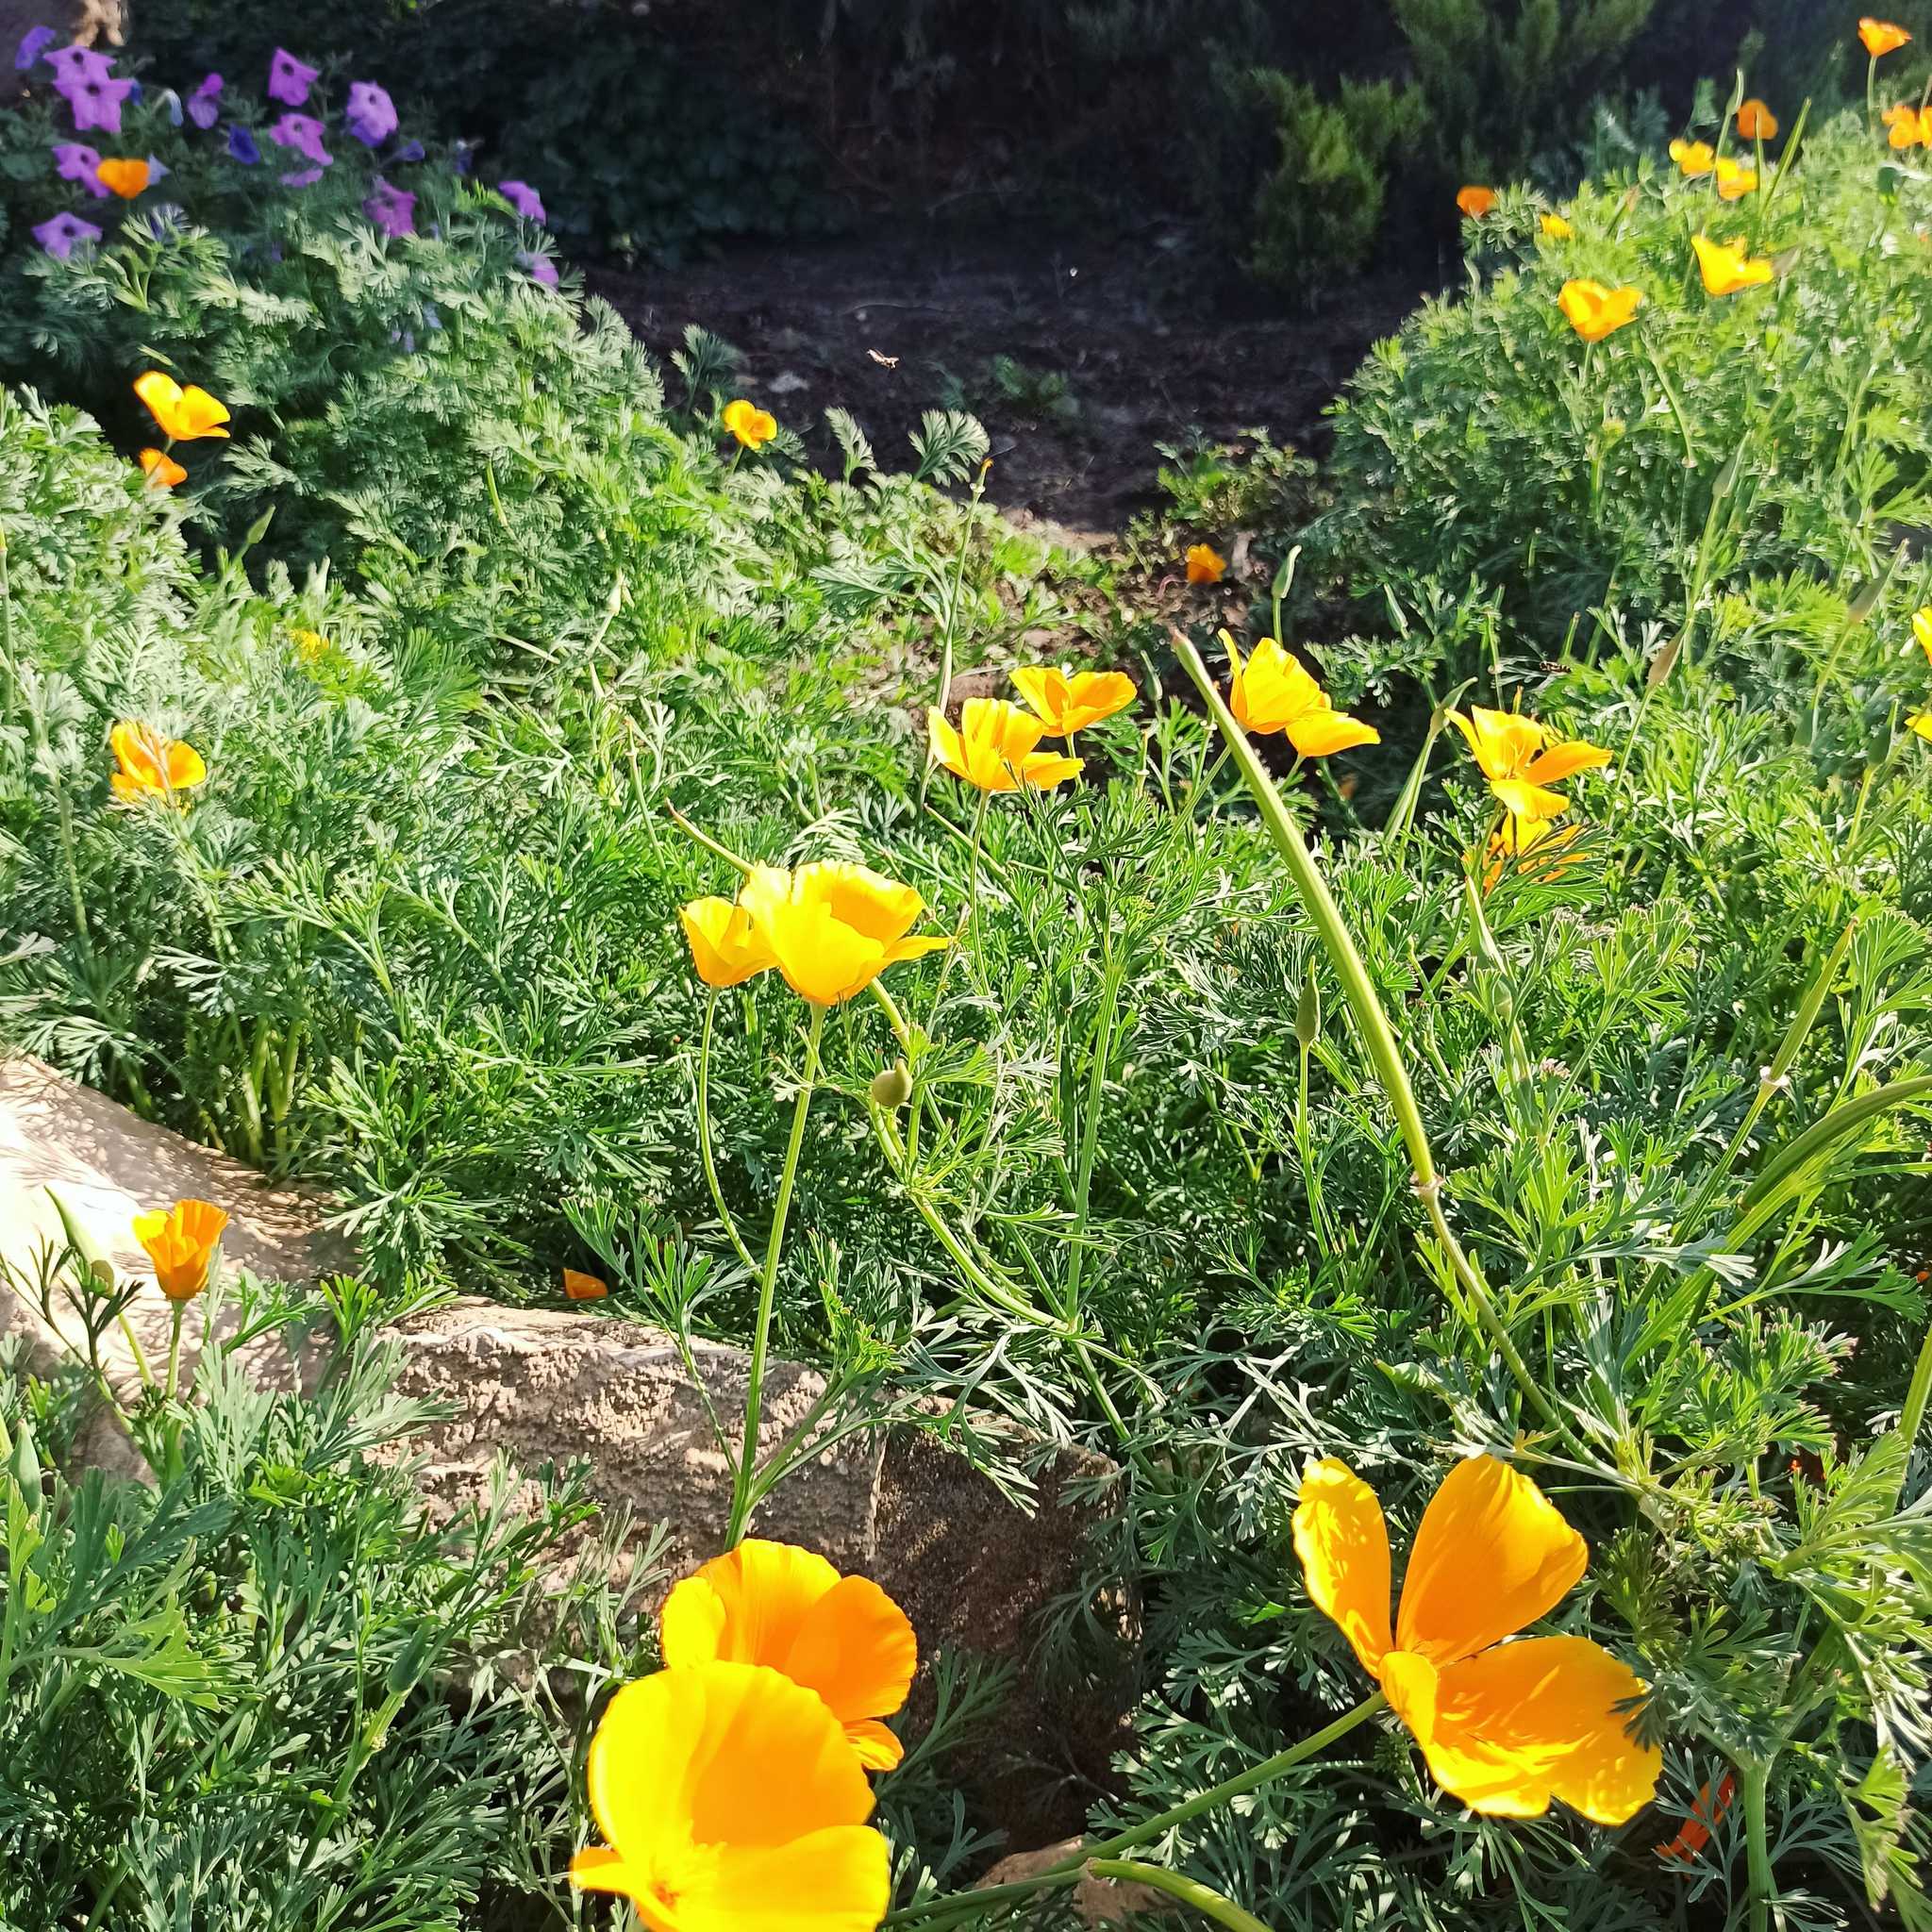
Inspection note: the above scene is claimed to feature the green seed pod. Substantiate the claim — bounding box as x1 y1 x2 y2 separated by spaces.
869 1061 914 1108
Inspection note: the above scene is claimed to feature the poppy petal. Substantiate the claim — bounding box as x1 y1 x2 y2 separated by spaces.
697 1827 893 1932
1291 1458 1394 1673
785 1574 918 1726
843 1717 906 1770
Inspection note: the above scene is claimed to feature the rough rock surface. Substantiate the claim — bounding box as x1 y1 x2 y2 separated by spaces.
978 1841 1172 1925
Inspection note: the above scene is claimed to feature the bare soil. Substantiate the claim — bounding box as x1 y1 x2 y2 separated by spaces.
591 225 1425 545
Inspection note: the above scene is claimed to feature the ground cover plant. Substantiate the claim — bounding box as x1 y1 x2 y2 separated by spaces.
4 13 1932 1932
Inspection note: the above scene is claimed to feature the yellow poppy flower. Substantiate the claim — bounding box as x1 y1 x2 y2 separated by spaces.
1449 706 1609 821
1185 542 1226 584
1224 634 1379 757
723 399 777 449
680 883 782 989
95 157 151 198
1737 98 1778 141
1010 665 1137 739
1456 186 1497 218
1911 608 1932 666
1886 103 1929 147
132 372 230 442
1557 279 1643 342
1484 814 1586 891
1691 234 1774 297
109 721 207 803
563 1268 609 1301
132 1198 229 1301
737 861 949 1007
571 1660 891 1932
926 697 1083 792
662 1540 918 1772
1668 138 1715 177
138 447 187 490
1293 1456 1661 1823
1713 157 1757 200
1539 212 1574 240
1910 712 1932 743
1861 17 1911 57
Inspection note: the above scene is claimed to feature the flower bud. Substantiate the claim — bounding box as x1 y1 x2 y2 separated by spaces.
870 1061 914 1108
1295 977 1322 1047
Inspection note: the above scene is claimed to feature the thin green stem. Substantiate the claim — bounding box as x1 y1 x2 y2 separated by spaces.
1085 1862 1278 1932
163 1300 185 1403
697 992 759 1274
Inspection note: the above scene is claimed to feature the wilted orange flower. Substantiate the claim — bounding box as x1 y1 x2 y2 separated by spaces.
1224 633 1379 758
1657 1773 1737 1864
1861 17 1911 57
133 372 229 442
571 1660 891 1930
1737 98 1778 140
1010 665 1137 738
95 158 151 198
1540 212 1574 239
1293 1455 1661 1822
1691 233 1774 296
680 885 780 989
132 1198 229 1301
109 721 207 803
1185 542 1226 584
138 447 187 490
1450 706 1609 821
738 861 950 1007
563 1268 609 1301
1457 186 1497 218
1713 157 1757 200
1557 279 1643 342
722 398 777 449
1669 138 1716 176
927 697 1083 791
662 1540 918 1771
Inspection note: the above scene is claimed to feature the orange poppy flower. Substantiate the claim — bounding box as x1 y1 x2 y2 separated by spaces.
1484 814 1586 891
563 1268 609 1301
927 697 1083 792
109 721 207 803
1860 18 1911 57
1557 279 1643 342
1224 633 1379 758
661 1540 918 1771
1657 1772 1738 1864
1185 542 1226 584
1736 99 1778 140
722 398 777 449
1450 706 1610 821
1691 233 1775 296
1457 186 1497 218
1010 665 1137 738
132 1198 229 1300
1713 157 1757 200
680 886 781 989
1669 138 1716 177
95 158 152 198
1887 103 1930 147
738 861 950 1007
138 447 187 490
132 372 230 442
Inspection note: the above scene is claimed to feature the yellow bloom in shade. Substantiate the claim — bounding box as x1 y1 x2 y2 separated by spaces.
662 1540 918 1772
563 1268 609 1301
1185 542 1226 584
738 861 949 1007
1224 633 1379 757
95 157 151 198
680 886 781 989
927 697 1083 792
1539 212 1574 239
132 372 230 441
1861 17 1911 57
1691 233 1774 297
1293 1456 1661 1823
1484 814 1586 891
1713 157 1757 200
1669 138 1715 177
1911 608 1932 666
1450 706 1609 821
132 1198 229 1301
1010 664 1137 738
571 1660 891 1932
1456 186 1496 218
1737 98 1778 141
1557 279 1643 342
723 399 777 449
109 721 207 803
291 627 328 662
138 447 187 490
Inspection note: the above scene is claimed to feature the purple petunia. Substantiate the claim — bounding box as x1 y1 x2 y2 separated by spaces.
363 176 415 238
266 46 317 107
33 210 102 259
498 178 545 224
518 249 558 288
225 124 260 165
50 47 136 134
146 154 171 183
280 166 325 188
44 42 108 82
187 72 222 129
343 79 396 146
393 138 425 164
14 23 55 68
267 112 331 166
52 141 108 196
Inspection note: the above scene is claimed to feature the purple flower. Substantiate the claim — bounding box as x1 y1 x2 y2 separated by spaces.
52 55 136 134
52 141 108 196
267 112 331 166
145 154 170 183
519 249 558 288
187 73 222 129
343 79 396 146
266 47 317 107
44 42 109 83
394 138 425 163
225 124 259 165
280 166 325 188
33 210 102 259
452 140 475 176
498 178 545 225
14 24 55 68
363 176 415 238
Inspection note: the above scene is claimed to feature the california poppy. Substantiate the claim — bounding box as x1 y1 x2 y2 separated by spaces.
571 1660 891 1931
1860 18 1911 57
1540 212 1574 239
1713 157 1757 200
1293 1456 1661 1822
109 720 207 802
661 1540 918 1771
736 861 949 1007
723 399 777 449
138 447 187 490
1911 713 1932 743
1450 706 1609 821
1911 608 1932 666
1224 634 1378 757
563 1268 609 1301
1657 1773 1738 1864
1010 665 1137 739
1485 814 1586 891
132 1198 229 1300
94 157 150 197
1691 234 1774 297
1185 542 1226 584
1669 138 1715 177
680 886 781 989
1457 186 1497 218
133 371 230 441
1557 279 1643 342
1736 98 1778 140
1886 103 1930 147
927 697 1083 792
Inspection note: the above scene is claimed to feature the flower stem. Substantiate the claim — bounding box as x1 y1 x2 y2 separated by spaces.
696 991 759 1274
1739 1759 1774 1932
725 1001 825 1546
1084 1861 1279 1932
163 1300 185 1403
